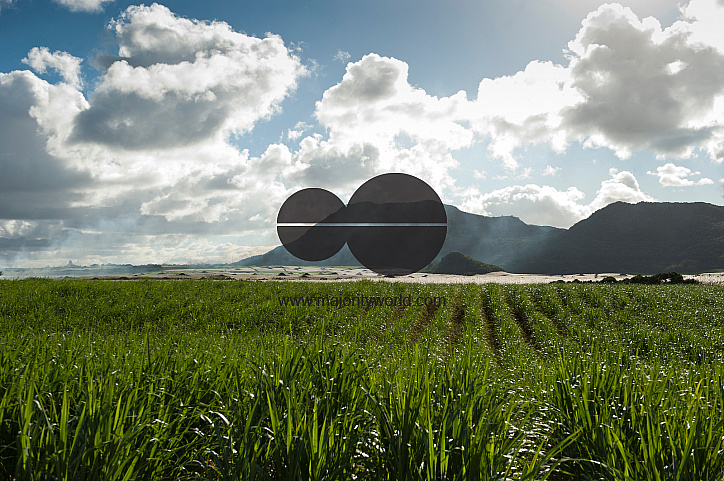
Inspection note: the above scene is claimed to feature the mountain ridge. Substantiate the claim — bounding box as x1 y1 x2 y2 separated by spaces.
237 201 724 274
509 201 724 274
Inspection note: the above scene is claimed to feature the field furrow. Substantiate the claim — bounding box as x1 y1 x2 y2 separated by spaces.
1 278 723 480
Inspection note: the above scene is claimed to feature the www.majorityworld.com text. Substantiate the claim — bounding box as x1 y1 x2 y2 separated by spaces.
278 294 446 309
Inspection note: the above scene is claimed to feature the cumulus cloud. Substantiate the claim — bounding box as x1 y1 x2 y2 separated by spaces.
467 0 724 167
0 220 37 238
460 184 589 228
647 162 714 186
85 139 298 226
306 53 469 194
277 52 470 198
11 4 304 231
285 135 381 192
1 5 308 266
317 54 471 149
2 1 721 267
460 168 655 228
562 3 724 160
53 0 114 12
516 167 533 180
71 3 305 150
0 70 90 217
22 47 83 89
592 168 655 209
469 60 581 169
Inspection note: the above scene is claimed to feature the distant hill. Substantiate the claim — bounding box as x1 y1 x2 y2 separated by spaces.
509 202 724 274
237 202 724 274
235 243 359 268
235 204 559 270
439 205 561 268
424 251 503 275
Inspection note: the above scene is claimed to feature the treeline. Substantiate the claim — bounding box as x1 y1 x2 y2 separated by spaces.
553 272 699 285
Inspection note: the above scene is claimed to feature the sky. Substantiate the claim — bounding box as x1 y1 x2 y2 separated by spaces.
1 0 723 267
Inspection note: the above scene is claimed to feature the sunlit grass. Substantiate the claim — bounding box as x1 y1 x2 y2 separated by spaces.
1 278 723 479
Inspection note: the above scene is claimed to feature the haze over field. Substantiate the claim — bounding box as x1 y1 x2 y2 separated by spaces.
1 0 723 267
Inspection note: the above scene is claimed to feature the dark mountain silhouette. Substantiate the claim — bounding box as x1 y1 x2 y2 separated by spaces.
510 202 724 274
237 201 724 274
237 243 357 268
424 251 503 275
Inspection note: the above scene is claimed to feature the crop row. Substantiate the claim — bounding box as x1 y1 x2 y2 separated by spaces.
0 279 723 480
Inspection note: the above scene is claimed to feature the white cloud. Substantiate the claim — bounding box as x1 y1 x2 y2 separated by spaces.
387 143 460 197
0 5 307 266
334 50 351 63
71 3 305 150
469 60 581 169
517 167 533 179
3 1 722 267
94 141 296 225
466 1 724 167
0 70 90 213
460 184 589 228
647 162 714 186
473 169 486 179
287 129 303 141
542 165 561 176
308 53 470 194
0 0 15 12
0 220 38 238
590 168 656 210
459 168 655 228
316 54 472 150
287 121 312 140
285 135 381 192
22 47 83 89
679 0 724 54
52 0 114 12
562 3 724 161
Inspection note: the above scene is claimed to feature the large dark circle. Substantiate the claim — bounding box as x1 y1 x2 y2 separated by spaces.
277 188 347 261
347 173 447 276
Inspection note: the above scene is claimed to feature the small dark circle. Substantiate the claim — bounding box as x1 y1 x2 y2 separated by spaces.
277 188 347 261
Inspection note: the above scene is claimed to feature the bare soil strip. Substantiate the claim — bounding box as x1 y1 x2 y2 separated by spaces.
505 293 542 354
410 300 439 343
445 296 465 353
479 289 502 364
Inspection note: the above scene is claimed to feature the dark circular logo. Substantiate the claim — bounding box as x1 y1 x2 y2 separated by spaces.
277 173 447 276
